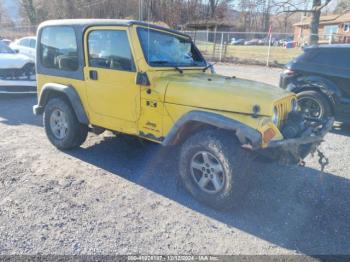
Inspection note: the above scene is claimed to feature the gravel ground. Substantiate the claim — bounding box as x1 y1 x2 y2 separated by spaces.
0 64 350 256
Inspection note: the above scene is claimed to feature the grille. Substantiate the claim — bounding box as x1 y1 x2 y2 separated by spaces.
275 97 292 127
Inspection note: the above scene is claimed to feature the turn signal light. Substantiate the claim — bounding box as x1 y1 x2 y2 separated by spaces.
263 128 276 144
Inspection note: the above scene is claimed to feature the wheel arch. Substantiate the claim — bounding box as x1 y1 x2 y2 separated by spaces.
287 75 340 113
35 83 89 125
162 111 262 149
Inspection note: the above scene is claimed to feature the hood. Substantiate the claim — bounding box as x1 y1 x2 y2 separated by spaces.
0 53 33 69
164 73 293 116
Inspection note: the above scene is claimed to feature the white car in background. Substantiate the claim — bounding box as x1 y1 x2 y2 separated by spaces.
1 39 12 46
0 41 35 79
10 36 36 60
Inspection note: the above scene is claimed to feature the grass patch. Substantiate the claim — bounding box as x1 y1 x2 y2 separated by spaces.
197 42 302 64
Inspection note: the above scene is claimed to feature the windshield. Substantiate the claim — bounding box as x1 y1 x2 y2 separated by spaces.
137 27 206 67
0 41 14 54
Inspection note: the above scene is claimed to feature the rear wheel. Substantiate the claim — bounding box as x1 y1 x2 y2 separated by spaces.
179 130 253 210
44 97 88 150
297 90 332 121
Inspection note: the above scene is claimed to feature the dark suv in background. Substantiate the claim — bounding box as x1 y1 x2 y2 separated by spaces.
280 45 350 123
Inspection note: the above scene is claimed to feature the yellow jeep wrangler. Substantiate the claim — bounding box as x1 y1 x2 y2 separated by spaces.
33 19 333 209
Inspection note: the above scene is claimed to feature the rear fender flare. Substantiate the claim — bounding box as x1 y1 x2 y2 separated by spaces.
287 76 341 105
36 83 89 125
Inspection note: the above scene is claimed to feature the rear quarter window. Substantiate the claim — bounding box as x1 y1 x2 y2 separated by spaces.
298 48 350 69
40 26 79 71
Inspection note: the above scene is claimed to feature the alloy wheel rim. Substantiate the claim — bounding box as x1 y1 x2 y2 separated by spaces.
298 97 324 120
50 109 68 140
190 151 225 194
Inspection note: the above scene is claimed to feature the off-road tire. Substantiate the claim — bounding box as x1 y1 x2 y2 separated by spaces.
179 129 253 210
44 97 88 150
297 90 332 121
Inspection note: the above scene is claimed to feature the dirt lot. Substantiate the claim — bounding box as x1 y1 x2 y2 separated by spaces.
1 64 350 256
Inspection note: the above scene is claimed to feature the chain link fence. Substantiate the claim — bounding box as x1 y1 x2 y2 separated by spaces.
184 30 350 66
298 33 350 45
183 30 301 66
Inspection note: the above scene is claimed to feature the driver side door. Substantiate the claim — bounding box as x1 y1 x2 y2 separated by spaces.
84 27 140 133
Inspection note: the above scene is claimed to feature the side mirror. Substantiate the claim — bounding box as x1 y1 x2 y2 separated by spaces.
14 49 19 53
136 72 150 86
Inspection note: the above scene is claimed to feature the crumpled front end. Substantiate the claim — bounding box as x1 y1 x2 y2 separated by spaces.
259 111 334 164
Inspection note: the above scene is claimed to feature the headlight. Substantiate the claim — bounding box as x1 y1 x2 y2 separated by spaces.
291 98 298 111
272 106 279 125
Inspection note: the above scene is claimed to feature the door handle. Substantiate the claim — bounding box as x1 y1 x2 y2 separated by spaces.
89 70 98 80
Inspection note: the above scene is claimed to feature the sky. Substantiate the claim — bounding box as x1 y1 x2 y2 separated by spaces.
1 0 20 22
326 0 339 12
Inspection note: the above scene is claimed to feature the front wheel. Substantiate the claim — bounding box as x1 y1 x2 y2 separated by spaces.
179 130 253 210
44 97 88 150
297 90 332 121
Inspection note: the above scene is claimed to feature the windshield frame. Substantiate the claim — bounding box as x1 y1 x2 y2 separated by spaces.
0 41 15 54
136 26 207 69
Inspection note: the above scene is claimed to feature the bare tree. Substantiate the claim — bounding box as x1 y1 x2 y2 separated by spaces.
208 0 220 18
20 0 38 25
334 0 350 14
278 0 333 45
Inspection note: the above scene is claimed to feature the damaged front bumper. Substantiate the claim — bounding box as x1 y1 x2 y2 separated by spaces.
268 117 334 148
260 117 334 164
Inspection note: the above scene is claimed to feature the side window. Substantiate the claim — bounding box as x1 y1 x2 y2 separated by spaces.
88 30 135 72
40 26 78 71
324 25 338 35
29 39 36 49
20 38 30 47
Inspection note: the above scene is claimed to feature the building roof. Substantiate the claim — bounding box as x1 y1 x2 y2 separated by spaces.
294 13 350 26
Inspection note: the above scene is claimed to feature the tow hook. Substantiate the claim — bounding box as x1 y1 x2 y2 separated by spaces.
316 149 329 172
314 148 329 204
298 148 329 172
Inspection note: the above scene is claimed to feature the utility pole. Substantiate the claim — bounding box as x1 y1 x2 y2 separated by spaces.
265 0 271 32
139 0 143 21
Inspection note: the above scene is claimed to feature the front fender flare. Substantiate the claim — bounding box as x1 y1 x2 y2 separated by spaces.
162 111 262 149
33 83 89 125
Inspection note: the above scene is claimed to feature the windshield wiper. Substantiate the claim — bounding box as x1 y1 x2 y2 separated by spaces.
149 60 183 74
202 62 217 72
174 66 183 74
